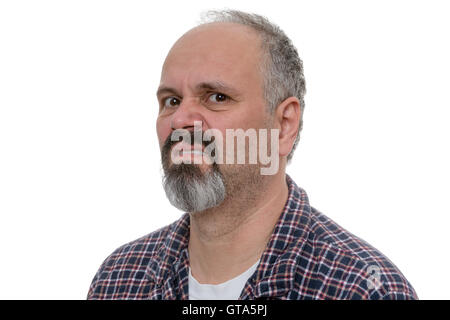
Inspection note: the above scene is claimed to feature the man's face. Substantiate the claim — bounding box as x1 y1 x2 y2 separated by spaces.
156 22 271 212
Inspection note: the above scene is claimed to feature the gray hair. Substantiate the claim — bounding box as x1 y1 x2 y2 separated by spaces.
163 165 226 213
199 9 306 162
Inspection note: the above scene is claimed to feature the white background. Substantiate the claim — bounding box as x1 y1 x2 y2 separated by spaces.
0 0 449 299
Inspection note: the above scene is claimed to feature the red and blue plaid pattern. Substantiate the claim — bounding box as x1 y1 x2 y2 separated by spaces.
88 175 418 299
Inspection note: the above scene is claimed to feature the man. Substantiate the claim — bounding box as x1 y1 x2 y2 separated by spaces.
87 10 417 300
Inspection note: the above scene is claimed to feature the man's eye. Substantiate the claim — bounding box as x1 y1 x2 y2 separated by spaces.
162 97 180 108
208 93 229 103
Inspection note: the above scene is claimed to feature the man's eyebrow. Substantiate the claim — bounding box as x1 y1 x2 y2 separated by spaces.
195 81 240 95
156 86 181 98
156 81 241 98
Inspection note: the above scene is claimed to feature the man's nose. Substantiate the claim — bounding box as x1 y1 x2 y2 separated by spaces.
170 98 206 131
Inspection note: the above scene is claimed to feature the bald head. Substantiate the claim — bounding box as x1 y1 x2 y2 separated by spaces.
161 22 265 96
172 21 262 54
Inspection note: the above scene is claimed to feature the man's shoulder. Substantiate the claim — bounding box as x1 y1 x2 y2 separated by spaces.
306 206 387 263
290 205 418 299
87 217 184 299
102 223 171 266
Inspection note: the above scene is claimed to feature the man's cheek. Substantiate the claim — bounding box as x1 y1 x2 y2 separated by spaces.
156 120 171 147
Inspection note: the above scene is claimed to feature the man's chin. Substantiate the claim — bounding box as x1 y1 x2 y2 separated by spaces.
162 163 226 213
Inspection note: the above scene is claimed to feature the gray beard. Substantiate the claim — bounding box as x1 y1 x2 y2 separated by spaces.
162 163 226 213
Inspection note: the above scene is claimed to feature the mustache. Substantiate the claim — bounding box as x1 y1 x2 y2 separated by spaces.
161 130 217 167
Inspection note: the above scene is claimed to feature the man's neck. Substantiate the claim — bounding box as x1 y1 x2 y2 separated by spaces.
188 170 289 284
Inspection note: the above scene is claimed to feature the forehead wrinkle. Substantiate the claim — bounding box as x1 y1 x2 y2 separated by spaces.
157 79 243 99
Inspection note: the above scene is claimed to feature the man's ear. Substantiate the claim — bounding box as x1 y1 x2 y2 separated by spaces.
274 97 301 157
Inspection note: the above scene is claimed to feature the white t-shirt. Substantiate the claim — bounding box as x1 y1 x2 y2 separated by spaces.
188 260 260 300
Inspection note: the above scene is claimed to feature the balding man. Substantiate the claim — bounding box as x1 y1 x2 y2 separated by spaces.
88 10 417 300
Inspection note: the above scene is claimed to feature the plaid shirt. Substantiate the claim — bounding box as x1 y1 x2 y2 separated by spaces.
87 175 418 300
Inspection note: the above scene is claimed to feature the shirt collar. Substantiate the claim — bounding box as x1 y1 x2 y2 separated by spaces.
252 174 312 298
145 212 190 298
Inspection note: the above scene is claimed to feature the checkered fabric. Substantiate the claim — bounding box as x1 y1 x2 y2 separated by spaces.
87 175 418 300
